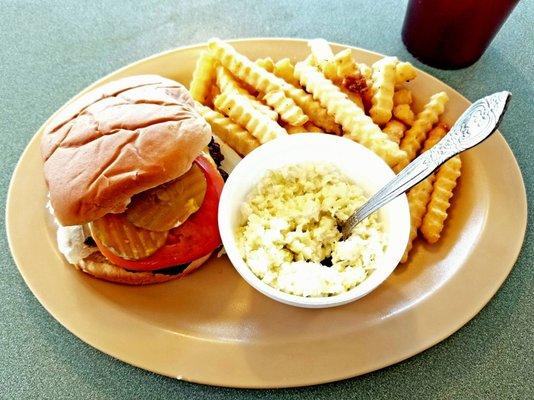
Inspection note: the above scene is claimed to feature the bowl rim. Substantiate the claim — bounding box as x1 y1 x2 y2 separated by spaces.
218 133 410 308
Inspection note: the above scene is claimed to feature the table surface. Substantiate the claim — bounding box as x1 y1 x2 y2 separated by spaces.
1 1 532 398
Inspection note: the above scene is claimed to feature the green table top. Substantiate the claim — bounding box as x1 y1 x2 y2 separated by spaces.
1 1 532 398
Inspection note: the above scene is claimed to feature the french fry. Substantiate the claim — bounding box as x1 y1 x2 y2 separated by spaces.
261 90 309 126
422 124 448 150
358 63 373 81
369 56 398 125
208 38 308 126
400 125 448 263
294 61 407 167
339 85 364 109
215 65 243 94
342 74 368 94
421 155 462 243
284 124 304 134
189 51 217 104
268 56 340 133
255 57 275 72
308 38 336 78
334 52 370 105
303 121 323 132
206 84 220 107
357 63 374 108
393 88 413 105
382 120 407 145
305 39 343 84
400 178 436 263
395 91 449 172
206 40 352 132
309 42 366 92
283 85 342 134
319 48 362 83
331 49 359 80
339 67 370 112
195 38 466 262
196 102 260 156
215 66 278 121
214 91 287 144
393 104 415 126
284 121 323 134
273 58 299 86
395 61 417 85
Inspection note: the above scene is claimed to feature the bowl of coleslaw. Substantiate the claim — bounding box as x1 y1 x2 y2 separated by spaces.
218 133 410 308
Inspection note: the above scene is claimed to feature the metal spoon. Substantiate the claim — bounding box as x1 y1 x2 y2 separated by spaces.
341 91 511 239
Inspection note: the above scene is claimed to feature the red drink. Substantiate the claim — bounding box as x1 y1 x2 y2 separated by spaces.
402 0 518 69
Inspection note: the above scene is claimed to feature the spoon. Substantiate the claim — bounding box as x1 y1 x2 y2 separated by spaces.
341 91 511 239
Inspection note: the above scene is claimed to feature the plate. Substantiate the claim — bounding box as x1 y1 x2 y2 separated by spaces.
6 39 527 388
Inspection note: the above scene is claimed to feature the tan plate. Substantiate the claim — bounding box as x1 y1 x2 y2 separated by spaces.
6 39 527 388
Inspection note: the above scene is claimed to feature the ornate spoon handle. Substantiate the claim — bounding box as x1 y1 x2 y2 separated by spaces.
342 91 511 239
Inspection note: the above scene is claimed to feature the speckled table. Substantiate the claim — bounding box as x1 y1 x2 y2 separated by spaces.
1 0 532 398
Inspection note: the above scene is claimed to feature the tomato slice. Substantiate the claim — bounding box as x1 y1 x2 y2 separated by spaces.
94 155 224 271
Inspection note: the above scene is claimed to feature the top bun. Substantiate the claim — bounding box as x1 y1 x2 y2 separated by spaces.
41 75 212 226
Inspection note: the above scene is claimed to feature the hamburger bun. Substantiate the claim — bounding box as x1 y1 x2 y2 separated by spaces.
77 251 213 285
41 74 212 226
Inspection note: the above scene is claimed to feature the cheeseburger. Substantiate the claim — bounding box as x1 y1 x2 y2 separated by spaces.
41 75 227 285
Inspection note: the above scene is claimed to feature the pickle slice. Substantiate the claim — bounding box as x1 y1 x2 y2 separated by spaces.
126 164 207 231
90 213 168 260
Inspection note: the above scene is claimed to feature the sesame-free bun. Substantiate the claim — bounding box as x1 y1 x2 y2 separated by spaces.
77 251 213 285
41 75 212 226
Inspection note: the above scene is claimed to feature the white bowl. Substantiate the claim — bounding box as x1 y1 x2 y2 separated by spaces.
218 133 410 308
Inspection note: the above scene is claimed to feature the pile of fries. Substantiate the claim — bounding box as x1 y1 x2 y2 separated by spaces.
190 38 462 263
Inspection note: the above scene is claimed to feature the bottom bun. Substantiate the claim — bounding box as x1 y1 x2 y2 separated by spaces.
76 251 213 285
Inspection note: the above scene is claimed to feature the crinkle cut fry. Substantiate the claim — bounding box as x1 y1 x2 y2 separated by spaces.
282 84 341 134
400 124 448 263
369 56 398 125
266 57 341 134
422 124 448 151
261 90 309 126
208 38 308 126
394 91 449 172
395 61 417 85
400 177 435 263
339 85 364 109
196 102 260 156
189 51 217 104
383 120 406 145
331 49 360 80
284 121 323 134
215 65 278 121
213 90 287 144
393 88 413 105
294 61 407 167
273 58 299 87
308 40 368 100
421 154 462 243
393 104 415 126
255 57 275 72
308 38 335 76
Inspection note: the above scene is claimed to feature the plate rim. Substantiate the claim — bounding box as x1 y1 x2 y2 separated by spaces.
6 37 528 388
